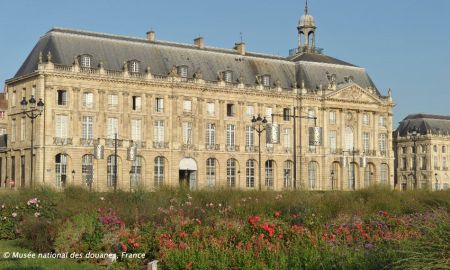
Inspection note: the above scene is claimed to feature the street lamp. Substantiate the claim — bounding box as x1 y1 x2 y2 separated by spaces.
251 114 268 191
18 95 45 188
409 127 420 189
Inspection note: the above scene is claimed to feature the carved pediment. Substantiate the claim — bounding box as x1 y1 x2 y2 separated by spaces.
326 84 379 103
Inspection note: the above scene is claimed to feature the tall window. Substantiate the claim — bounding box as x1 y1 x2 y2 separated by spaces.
11 92 16 107
207 102 215 116
443 146 447 153
55 115 69 138
154 120 164 143
283 128 291 149
129 61 139 73
155 98 164 112
443 157 447 169
378 133 387 154
246 105 254 117
283 108 290 121
82 116 93 140
182 122 193 144
329 130 337 154
0 128 6 135
154 157 165 186
183 100 192 113
130 156 142 189
11 119 16 142
308 161 317 189
348 163 356 190
20 156 25 188
345 127 354 151
226 159 236 187
223 70 232 82
434 156 438 169
80 55 91 68
364 163 374 188
262 75 270 86
83 92 94 108
329 111 336 124
206 123 216 146
363 132 370 153
131 119 142 142
178 66 188 78
107 155 117 187
57 90 67 106
20 118 26 141
82 155 94 186
107 118 118 138
380 164 388 184
246 160 256 188
226 124 235 146
55 154 68 188
362 113 369 125
308 109 316 125
132 96 142 111
379 115 386 127
284 160 292 188
206 158 216 187
266 107 273 120
245 126 254 147
108 94 118 110
265 160 274 188
227 104 235 117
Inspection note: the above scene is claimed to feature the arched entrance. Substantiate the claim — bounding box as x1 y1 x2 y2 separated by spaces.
179 158 197 190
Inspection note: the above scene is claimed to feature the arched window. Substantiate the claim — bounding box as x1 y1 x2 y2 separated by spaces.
345 127 354 151
206 158 216 187
246 160 256 188
107 155 117 187
283 160 293 188
82 154 94 187
331 162 340 190
348 162 356 190
265 160 274 188
421 174 428 189
401 175 408 191
130 156 143 189
55 154 68 187
227 159 236 187
80 55 92 68
364 163 375 188
380 163 388 184
308 161 317 189
154 156 165 187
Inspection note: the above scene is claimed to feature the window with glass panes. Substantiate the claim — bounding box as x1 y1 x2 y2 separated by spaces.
262 75 270 86
55 115 68 138
227 159 236 187
155 98 164 112
284 161 292 188
266 107 272 120
363 132 370 153
378 133 387 154
224 71 232 82
178 66 188 78
246 159 255 188
246 105 254 117
108 94 118 109
329 130 337 154
80 55 91 68
183 100 192 112
206 158 216 186
329 111 336 124
182 122 193 144
308 109 316 124
132 96 142 111
20 118 26 141
226 124 235 146
154 120 164 143
284 128 291 149
362 113 369 125
129 61 139 73
379 115 386 127
130 156 142 188
57 90 67 106
131 119 142 142
11 119 16 142
82 116 93 140
245 126 254 147
82 155 93 186
380 164 388 184
308 161 317 189
265 160 274 188
107 155 117 187
107 118 118 138
154 157 165 186
83 92 94 108
207 102 215 115
206 123 216 145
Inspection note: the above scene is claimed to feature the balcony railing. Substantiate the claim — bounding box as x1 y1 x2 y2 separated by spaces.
105 138 123 148
266 146 274 153
80 138 95 147
365 150 377 156
133 141 146 148
443 167 449 171
205 144 220 151
53 137 73 146
434 166 440 170
226 145 239 152
245 145 259 152
181 144 195 150
153 142 168 149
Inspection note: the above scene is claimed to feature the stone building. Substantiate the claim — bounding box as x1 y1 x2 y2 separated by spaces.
394 114 450 191
2 5 394 191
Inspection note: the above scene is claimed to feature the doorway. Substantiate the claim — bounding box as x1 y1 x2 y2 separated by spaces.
179 158 197 190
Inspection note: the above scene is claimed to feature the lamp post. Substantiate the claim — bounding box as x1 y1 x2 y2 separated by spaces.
342 147 358 190
409 127 420 189
18 95 45 188
251 114 268 191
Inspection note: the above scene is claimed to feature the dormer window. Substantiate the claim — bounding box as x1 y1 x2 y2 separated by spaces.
223 70 233 83
178 66 188 78
80 55 92 68
129 60 140 73
262 75 271 86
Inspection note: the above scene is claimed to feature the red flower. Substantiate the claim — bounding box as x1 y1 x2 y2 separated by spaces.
179 231 188 238
260 223 275 237
248 215 261 227
121 243 127 252
274 211 281 217
184 262 193 270
355 223 363 229
133 242 139 248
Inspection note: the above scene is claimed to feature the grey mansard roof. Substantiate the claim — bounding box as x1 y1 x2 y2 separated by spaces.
396 114 450 137
13 27 379 93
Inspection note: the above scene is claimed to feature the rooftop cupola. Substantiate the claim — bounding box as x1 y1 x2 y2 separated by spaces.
297 0 316 51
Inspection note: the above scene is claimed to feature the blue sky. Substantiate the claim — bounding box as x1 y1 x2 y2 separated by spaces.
1 0 449 125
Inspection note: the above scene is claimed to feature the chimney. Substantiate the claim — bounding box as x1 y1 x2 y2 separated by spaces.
194 37 204 49
146 31 155 42
234 42 246 55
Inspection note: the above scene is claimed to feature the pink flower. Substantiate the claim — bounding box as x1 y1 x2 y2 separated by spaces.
274 211 281 218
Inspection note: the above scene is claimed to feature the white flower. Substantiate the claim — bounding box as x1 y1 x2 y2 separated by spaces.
34 212 41 218
1 204 5 209
218 203 222 207
100 197 105 201
11 212 17 218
